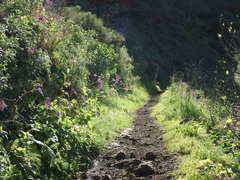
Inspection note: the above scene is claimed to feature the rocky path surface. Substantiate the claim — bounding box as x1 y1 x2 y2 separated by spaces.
82 96 176 180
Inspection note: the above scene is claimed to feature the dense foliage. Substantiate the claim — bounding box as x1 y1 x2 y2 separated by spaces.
0 0 134 179
153 80 239 179
151 12 240 177
1 0 240 179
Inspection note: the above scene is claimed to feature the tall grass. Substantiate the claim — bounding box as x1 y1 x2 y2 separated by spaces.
152 79 238 180
90 82 149 148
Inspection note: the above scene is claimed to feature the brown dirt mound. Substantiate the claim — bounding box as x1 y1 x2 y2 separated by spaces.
82 96 176 180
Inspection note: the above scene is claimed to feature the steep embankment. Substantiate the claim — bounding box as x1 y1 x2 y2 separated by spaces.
83 96 176 180
0 1 149 179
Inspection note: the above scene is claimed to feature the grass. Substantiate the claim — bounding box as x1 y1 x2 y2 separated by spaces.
90 81 149 148
151 80 237 180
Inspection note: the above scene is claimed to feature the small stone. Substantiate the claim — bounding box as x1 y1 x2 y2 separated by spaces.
80 173 87 179
130 159 141 167
106 162 112 167
162 155 170 160
145 152 157 160
110 142 120 148
120 128 132 138
132 178 145 180
143 142 152 146
114 159 130 168
92 175 101 180
130 152 136 158
134 161 155 177
103 174 112 180
115 151 126 160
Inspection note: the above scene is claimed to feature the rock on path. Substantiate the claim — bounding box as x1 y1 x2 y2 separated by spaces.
82 96 176 180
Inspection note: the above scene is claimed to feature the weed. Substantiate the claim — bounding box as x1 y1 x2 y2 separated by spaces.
152 80 238 179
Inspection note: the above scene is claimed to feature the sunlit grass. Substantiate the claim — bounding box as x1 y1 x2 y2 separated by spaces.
152 80 236 180
90 81 149 148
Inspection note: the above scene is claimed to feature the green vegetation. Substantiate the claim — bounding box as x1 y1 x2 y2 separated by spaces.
1 0 240 179
152 80 240 179
91 83 148 147
0 0 148 179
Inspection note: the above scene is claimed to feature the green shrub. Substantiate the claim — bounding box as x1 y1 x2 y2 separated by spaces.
0 0 135 179
166 79 206 123
176 123 200 137
152 79 238 179
62 6 125 46
0 97 99 179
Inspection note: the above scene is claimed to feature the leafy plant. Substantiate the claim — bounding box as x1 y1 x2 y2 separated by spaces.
0 0 135 179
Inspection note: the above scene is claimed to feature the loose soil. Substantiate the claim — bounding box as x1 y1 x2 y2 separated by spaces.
82 96 176 180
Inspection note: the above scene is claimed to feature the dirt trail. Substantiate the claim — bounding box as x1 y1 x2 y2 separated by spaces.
82 96 176 180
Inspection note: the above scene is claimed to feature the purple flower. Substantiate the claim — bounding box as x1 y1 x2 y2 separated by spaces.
43 29 48 35
45 0 53 6
71 88 77 95
44 97 51 108
56 111 61 117
108 89 114 96
53 109 61 117
115 74 121 83
223 178 234 180
106 75 110 80
31 47 37 54
42 29 50 40
123 86 129 91
0 100 8 111
37 87 44 96
97 79 104 89
37 16 48 23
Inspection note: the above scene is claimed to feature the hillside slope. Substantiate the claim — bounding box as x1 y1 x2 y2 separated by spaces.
0 1 149 179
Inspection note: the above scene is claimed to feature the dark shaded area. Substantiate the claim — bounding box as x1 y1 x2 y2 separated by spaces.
67 0 240 95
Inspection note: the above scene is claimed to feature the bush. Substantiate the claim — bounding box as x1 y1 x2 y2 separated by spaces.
62 6 125 46
0 97 99 179
0 0 135 179
153 78 239 179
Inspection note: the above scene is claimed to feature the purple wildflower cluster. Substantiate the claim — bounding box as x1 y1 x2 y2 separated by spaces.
115 74 121 84
31 47 37 54
37 86 44 96
0 100 7 112
70 87 77 96
45 0 53 6
123 86 129 92
42 29 50 40
97 79 104 89
107 89 115 96
112 74 124 88
44 97 51 109
36 85 51 109
95 74 125 91
36 15 48 23
60 28 69 40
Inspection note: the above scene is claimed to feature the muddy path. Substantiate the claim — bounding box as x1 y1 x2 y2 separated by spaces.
82 96 176 180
